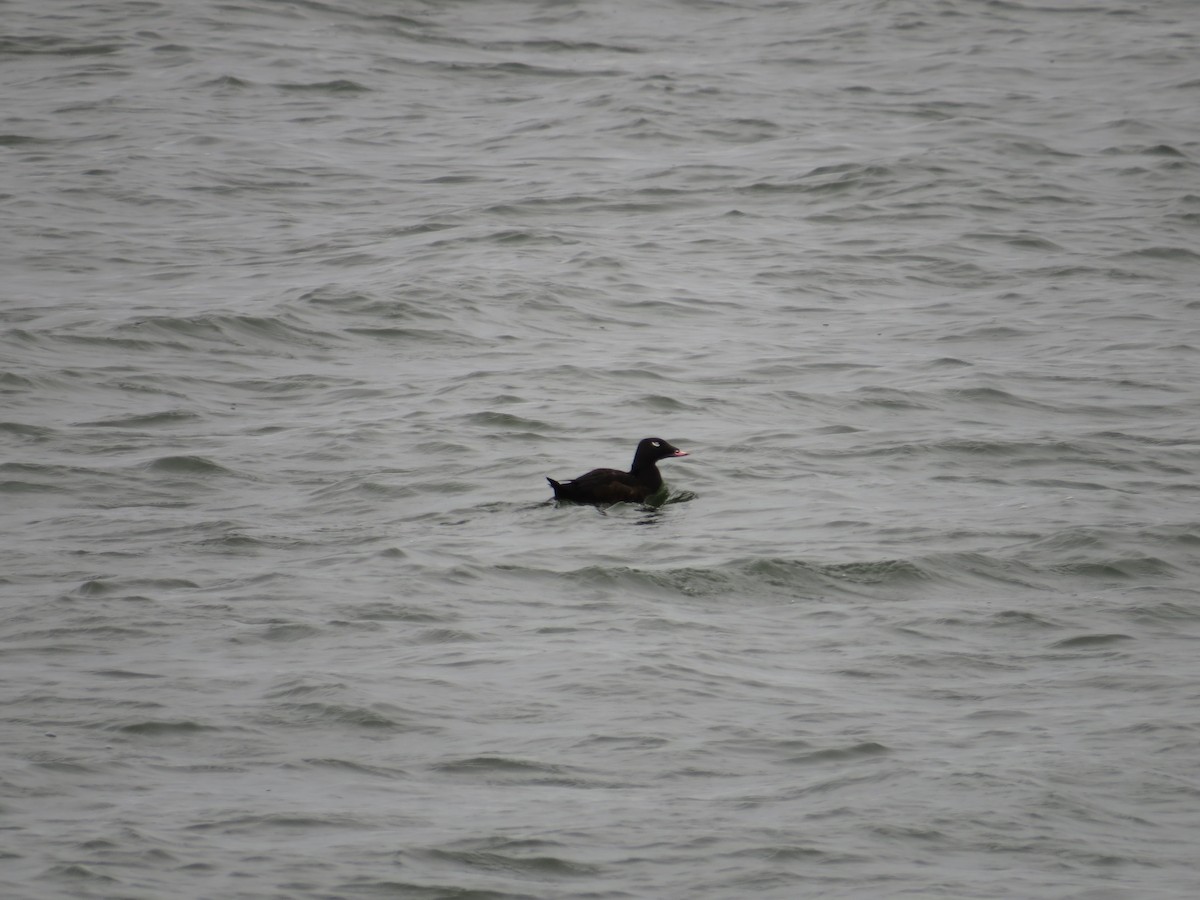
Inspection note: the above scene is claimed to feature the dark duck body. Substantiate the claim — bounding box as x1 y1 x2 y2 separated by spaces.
547 437 689 505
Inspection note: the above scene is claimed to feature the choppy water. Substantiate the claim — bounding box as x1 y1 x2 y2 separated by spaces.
3 1 1200 897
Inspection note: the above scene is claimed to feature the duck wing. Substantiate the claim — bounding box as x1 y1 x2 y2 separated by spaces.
548 468 650 504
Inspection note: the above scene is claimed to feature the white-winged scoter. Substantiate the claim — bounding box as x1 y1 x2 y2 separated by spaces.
547 437 689 505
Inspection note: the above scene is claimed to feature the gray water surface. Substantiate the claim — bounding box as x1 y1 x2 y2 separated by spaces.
3 1 1199 898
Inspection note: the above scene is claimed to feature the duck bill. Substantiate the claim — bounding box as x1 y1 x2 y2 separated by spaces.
672 449 689 457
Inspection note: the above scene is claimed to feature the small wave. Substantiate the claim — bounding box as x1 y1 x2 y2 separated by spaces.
462 411 554 431
238 623 323 644
847 387 938 410
1050 633 1134 649
495 551 1043 603
1116 246 1200 262
275 79 370 93
0 133 53 146
434 756 572 777
0 35 121 56
304 758 407 779
1049 557 1178 580
500 526 1189 603
269 702 405 730
90 669 165 679
990 610 1060 628
343 325 482 347
201 72 249 87
445 60 624 79
72 577 198 597
143 455 240 476
109 720 218 736
785 741 890 765
0 477 66 494
186 813 366 833
79 410 199 428
423 846 602 879
123 313 340 352
407 628 479 645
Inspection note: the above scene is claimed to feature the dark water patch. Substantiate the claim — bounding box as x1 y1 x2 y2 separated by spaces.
194 530 285 554
201 74 252 90
1126 596 1200 624
235 622 323 644
461 411 554 431
1017 527 1190 580
990 609 1061 629
784 741 890 765
269 702 405 730
847 387 938 410
945 386 1051 410
0 421 55 441
961 231 1065 252
547 563 738 599
408 628 479 645
0 371 39 390
1021 527 1111 553
186 813 368 833
446 59 624 79
844 434 1169 474
434 756 574 779
110 720 219 736
412 440 474 456
41 864 117 884
344 325 482 346
764 557 926 588
1024 477 1116 491
124 313 341 351
422 846 601 880
937 324 1033 341
90 669 165 679
1050 633 1134 649
275 79 371 93
835 668 890 679
71 576 198 598
342 602 452 624
0 478 67 494
1087 431 1200 448
264 678 349 700
1049 556 1177 581
483 38 642 54
0 133 53 146
1116 246 1200 262
142 455 241 477
304 758 406 780
963 708 1033 721
0 36 122 56
500 550 1049 605
425 227 577 251
1102 143 1187 158
331 880 530 900
843 551 1040 591
29 756 102 774
635 393 700 412
29 331 183 355
78 410 200 428
224 372 366 397
297 285 460 321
